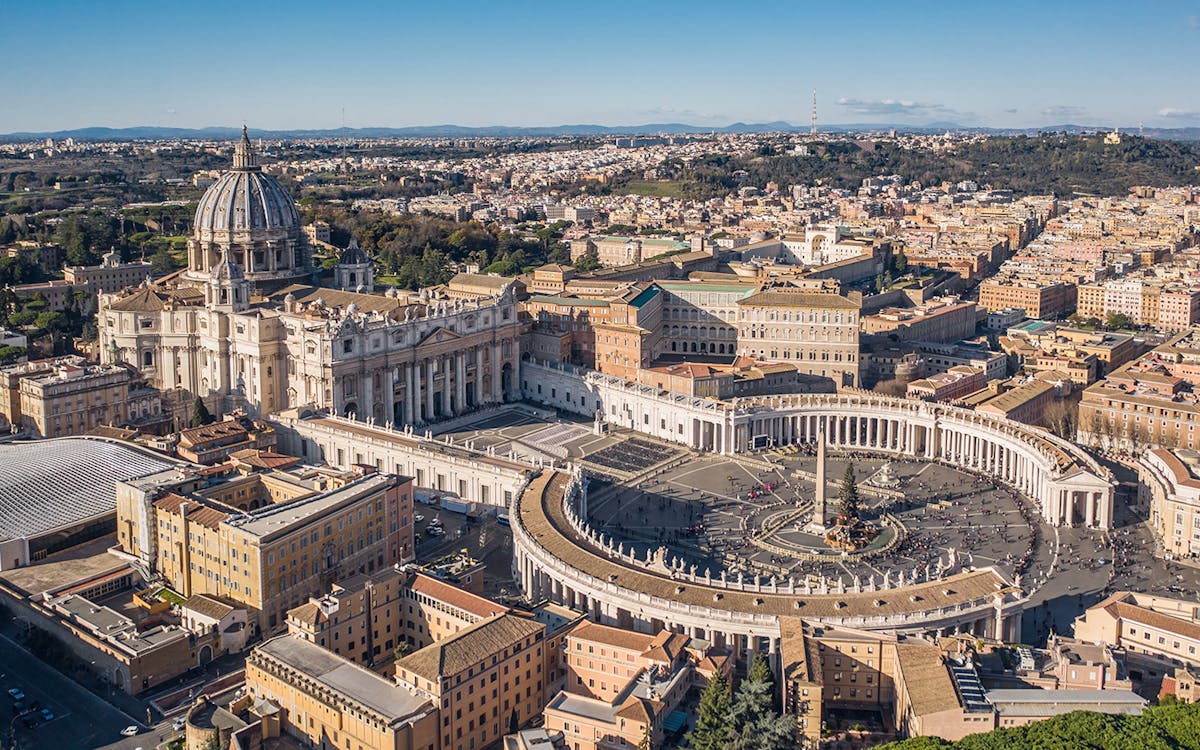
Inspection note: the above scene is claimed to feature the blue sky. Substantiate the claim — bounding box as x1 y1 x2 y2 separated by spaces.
4 0 1199 132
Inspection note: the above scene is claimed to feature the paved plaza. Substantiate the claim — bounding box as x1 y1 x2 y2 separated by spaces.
430 407 1200 646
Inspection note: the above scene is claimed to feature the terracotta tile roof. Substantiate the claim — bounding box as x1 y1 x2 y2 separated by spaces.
106 286 201 312
179 420 250 446
641 631 689 663
396 613 543 683
153 493 228 529
184 594 237 620
738 291 859 309
895 643 962 716
568 620 655 653
615 696 660 722
287 601 322 628
1107 601 1200 642
408 573 509 620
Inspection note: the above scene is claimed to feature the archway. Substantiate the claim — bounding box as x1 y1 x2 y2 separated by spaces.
343 402 358 418
501 363 513 400
198 644 213 667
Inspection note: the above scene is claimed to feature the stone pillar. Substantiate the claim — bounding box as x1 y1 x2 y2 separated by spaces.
492 343 503 403
424 359 435 421
405 362 416 426
456 353 466 415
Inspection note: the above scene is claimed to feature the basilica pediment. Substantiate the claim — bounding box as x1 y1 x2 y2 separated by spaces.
416 327 463 346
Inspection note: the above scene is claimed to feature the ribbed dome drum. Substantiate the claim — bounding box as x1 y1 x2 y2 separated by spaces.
184 126 311 290
193 169 300 236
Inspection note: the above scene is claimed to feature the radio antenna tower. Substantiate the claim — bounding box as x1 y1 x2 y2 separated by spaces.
810 89 818 137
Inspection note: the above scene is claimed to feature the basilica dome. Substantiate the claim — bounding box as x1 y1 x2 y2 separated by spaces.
184 127 311 291
193 128 300 236
194 166 300 235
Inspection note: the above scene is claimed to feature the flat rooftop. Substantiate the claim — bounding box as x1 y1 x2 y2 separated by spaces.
257 635 430 723
0 437 180 541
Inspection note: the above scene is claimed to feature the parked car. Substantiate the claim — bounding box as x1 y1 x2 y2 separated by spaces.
172 718 187 731
39 708 54 721
7 688 24 701
121 726 140 737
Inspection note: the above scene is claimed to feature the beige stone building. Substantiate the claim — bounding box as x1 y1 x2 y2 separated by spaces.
4 357 163 438
286 567 509 667
116 466 414 634
395 613 546 750
545 620 728 750
978 279 1076 320
246 634 439 750
1139 447 1200 560
736 288 862 387
1074 591 1200 673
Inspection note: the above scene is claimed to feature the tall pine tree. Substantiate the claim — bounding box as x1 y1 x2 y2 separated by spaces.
190 396 214 428
839 462 860 522
687 672 733 750
728 654 797 750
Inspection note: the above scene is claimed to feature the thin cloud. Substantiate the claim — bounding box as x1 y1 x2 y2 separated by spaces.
1041 105 1086 119
639 106 729 123
835 97 959 118
1159 107 1200 119
1003 107 1019 114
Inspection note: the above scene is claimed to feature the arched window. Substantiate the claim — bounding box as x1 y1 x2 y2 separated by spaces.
142 351 154 368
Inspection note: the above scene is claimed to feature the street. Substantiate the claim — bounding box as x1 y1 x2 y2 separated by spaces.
0 631 143 749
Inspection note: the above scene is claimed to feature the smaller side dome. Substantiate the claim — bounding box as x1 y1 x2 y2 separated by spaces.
339 238 369 265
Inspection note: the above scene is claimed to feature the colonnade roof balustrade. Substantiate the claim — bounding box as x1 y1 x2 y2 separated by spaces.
514 468 1021 628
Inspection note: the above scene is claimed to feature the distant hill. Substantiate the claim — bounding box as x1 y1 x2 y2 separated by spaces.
5 122 1200 142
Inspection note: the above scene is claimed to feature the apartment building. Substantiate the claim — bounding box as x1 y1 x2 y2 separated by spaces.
1075 592 1200 673
7 358 161 438
116 467 414 634
395 613 546 750
1077 331 1200 451
545 621 728 750
978 279 1076 320
861 297 979 344
246 634 439 750
175 413 277 464
1138 447 1200 560
286 567 509 666
736 287 862 387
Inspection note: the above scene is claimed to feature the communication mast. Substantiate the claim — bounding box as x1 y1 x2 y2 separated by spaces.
810 89 818 137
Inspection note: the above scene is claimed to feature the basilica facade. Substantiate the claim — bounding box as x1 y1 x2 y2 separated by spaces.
98 131 524 422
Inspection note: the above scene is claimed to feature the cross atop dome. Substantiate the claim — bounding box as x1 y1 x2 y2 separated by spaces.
233 124 259 170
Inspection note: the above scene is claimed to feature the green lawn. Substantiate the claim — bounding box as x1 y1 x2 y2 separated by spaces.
616 180 688 198
157 587 186 606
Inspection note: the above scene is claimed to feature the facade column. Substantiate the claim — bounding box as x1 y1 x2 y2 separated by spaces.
424 359 435 421
456 353 466 415
405 362 416 426
492 343 503 403
383 367 395 425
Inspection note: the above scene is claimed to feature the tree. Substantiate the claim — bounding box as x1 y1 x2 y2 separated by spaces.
574 250 600 272
688 673 733 750
191 396 214 428
839 463 861 521
728 654 796 750
149 245 180 275
394 640 412 661
893 248 908 275
34 311 66 332
1104 312 1132 330
0 345 26 364
636 724 652 750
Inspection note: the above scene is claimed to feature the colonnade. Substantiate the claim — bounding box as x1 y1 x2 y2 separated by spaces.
342 341 518 426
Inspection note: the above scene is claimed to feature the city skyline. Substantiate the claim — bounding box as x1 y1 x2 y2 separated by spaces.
4 0 1199 133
